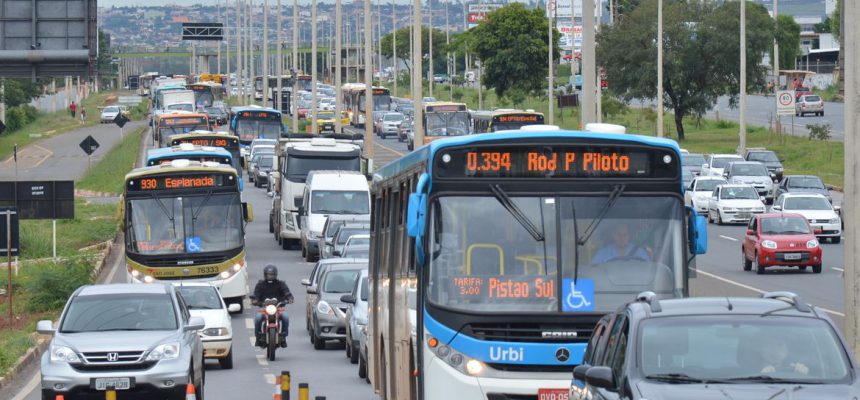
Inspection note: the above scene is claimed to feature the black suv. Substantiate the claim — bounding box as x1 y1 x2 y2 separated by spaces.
744 148 784 181
570 292 859 400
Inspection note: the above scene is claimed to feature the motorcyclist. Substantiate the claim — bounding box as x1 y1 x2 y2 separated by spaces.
252 265 294 348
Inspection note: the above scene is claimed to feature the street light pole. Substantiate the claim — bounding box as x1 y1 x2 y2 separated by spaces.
581 0 596 127
392 1 397 96
336 0 343 133
843 0 860 361
276 0 283 112
292 0 298 133
428 0 434 98
236 0 242 101
657 0 663 137
739 0 747 154
312 0 319 134
365 0 375 159
547 0 554 126
263 0 269 108
413 0 424 145
773 0 780 134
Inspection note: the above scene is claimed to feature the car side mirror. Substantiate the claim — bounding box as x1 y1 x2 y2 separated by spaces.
760 196 766 203
298 206 305 216
37 320 55 335
585 366 616 390
185 316 206 332
772 205 781 211
227 303 241 313
325 240 333 246
294 197 303 208
746 229 755 236
332 250 341 257
702 163 708 170
301 278 311 286
340 294 356 304
573 364 591 381
307 286 318 295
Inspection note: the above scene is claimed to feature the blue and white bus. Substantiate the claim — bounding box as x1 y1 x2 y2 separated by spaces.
229 106 286 147
366 129 707 400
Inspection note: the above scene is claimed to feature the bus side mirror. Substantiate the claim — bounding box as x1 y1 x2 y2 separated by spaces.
243 203 253 223
407 193 427 239
365 159 374 179
687 206 707 255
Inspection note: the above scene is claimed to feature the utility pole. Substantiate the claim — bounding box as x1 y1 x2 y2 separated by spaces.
218 1 222 75
336 0 343 133
263 0 270 108
247 0 253 104
392 1 397 96
843 0 860 361
657 0 663 137
581 0 597 127
226 0 231 94
428 0 434 98
377 0 383 81
412 0 424 145
773 0 780 134
312 0 319 134
237 0 243 102
292 0 299 133
446 2 451 101
547 0 554 125
277 0 283 112
365 0 375 159
739 0 747 154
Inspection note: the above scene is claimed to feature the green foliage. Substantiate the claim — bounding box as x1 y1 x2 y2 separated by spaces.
831 0 841 38
776 15 801 70
22 259 95 312
600 96 627 119
597 0 773 139
807 123 832 141
5 105 38 132
2 79 45 108
379 27 448 76
77 127 145 194
506 88 527 108
470 3 560 98
452 88 465 102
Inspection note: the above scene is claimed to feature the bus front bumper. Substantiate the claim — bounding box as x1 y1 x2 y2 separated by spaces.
126 266 248 300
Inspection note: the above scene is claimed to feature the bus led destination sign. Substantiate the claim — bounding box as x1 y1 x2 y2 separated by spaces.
127 174 235 191
435 145 676 179
452 276 555 300
172 137 236 147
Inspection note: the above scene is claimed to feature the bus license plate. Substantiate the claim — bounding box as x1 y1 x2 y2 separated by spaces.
538 388 569 400
93 377 132 390
784 253 802 260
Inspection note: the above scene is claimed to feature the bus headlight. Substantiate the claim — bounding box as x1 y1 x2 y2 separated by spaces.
465 359 485 376
143 275 155 283
219 262 245 280
428 336 484 376
130 269 140 278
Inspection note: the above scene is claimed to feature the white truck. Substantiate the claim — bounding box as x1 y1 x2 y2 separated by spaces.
299 170 370 262
272 137 367 251
160 90 196 113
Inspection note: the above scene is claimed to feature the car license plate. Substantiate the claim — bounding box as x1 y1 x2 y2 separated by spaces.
538 388 569 400
93 377 132 390
784 253 802 260
737 213 751 219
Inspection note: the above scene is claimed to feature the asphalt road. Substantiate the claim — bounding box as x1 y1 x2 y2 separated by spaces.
706 94 844 139
8 127 847 399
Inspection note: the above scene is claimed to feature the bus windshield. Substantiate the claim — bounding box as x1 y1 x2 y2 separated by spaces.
359 93 392 112
236 119 282 141
426 112 470 137
428 195 684 313
127 193 244 255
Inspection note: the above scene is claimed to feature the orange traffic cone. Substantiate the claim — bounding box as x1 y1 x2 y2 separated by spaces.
186 383 197 400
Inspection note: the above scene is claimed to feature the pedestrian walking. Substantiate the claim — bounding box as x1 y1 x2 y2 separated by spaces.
79 107 87 125
69 101 77 118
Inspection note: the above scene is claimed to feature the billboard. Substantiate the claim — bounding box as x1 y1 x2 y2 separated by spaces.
467 3 504 29
0 0 97 78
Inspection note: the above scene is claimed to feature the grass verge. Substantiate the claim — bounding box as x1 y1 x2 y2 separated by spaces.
813 85 842 103
0 122 142 375
76 126 145 194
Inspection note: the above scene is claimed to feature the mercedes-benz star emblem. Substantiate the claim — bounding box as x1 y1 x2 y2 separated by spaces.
555 347 571 363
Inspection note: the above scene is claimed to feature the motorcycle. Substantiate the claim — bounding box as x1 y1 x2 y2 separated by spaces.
256 297 289 361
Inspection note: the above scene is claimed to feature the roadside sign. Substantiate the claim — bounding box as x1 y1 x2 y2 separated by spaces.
118 96 143 105
777 90 796 116
114 113 129 128
79 135 100 155
0 181 75 220
0 207 19 256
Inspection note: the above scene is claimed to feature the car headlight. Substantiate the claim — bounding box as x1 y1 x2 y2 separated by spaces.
762 240 778 249
807 239 819 248
317 300 334 315
755 207 765 212
776 167 784 172
829 218 841 224
146 342 180 361
202 327 229 336
266 304 278 315
50 345 80 363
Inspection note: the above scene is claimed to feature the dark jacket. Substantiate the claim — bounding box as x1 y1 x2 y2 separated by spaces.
252 279 294 304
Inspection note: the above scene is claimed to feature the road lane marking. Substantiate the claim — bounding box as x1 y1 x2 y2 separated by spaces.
833 267 844 272
719 235 739 242
264 374 276 385
245 318 254 330
375 141 405 157
693 268 845 317
11 371 40 400
30 144 54 168
256 354 269 367
103 245 124 284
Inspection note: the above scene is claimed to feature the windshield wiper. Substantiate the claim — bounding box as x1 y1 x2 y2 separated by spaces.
725 375 809 384
645 373 718 384
577 184 626 245
489 184 544 242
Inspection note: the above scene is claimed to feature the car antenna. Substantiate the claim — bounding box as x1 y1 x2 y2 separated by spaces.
725 297 733 311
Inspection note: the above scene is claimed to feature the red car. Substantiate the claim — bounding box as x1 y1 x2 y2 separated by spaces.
742 213 822 274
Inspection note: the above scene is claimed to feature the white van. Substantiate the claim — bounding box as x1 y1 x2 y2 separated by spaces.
299 171 370 262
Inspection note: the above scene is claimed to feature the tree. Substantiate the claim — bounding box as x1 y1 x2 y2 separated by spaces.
2 79 44 108
470 3 560 98
597 0 773 140
379 26 448 77
776 15 801 70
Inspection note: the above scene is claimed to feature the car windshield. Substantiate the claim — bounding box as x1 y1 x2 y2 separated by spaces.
322 270 361 294
343 246 369 258
731 163 768 176
285 155 361 183
695 179 726 192
336 228 368 245
760 217 811 235
747 152 779 163
428 196 685 313
346 236 370 246
178 286 223 310
384 114 404 122
311 191 369 214
682 154 705 166
318 112 335 119
639 316 850 383
127 193 244 255
206 108 225 116
788 177 825 190
784 197 832 211
426 111 471 137
259 156 274 168
359 277 368 301
711 157 743 169
104 107 119 113
720 187 758 200
804 95 821 102
61 294 178 332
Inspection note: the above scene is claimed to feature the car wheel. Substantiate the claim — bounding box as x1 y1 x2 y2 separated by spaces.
219 347 234 369
381 132 386 139
269 216 275 233
358 353 368 379
813 264 822 274
281 236 290 250
305 246 315 262
350 341 359 364
742 249 752 271
345 335 352 359
313 330 325 350
755 252 765 275
301 244 307 259
716 212 724 225
831 237 841 244
820 111 824 116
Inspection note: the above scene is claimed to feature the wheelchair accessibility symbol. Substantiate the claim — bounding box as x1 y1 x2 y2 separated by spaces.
185 237 202 253
562 279 594 312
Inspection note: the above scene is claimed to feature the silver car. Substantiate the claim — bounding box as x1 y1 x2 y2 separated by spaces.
38 284 206 399
342 269 368 364
796 94 824 117
308 262 366 350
